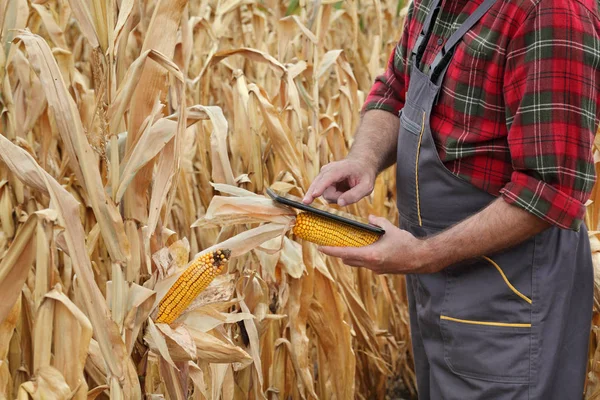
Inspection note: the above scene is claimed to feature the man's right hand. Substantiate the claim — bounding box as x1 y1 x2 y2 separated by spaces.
302 158 377 206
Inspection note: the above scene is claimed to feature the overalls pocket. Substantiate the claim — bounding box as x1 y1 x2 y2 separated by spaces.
400 110 423 136
439 244 534 384
440 317 531 383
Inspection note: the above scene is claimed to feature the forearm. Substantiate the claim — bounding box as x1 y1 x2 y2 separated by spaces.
348 109 399 174
420 198 551 271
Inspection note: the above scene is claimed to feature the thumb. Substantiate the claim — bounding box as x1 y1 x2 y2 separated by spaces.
368 215 394 230
337 180 374 206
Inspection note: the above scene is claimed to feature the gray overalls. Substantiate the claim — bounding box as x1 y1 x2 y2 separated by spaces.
397 0 594 398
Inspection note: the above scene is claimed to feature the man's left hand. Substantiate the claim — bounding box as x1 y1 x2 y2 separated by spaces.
318 216 439 274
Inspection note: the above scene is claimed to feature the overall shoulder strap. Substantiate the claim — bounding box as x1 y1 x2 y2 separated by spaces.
429 0 498 84
410 0 443 69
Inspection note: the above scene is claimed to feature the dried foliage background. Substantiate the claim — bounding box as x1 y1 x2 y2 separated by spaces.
0 0 599 399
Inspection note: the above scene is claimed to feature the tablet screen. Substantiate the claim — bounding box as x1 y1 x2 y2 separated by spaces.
266 188 385 235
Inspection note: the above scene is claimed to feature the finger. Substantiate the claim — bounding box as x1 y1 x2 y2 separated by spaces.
305 169 347 203
317 245 366 259
322 186 344 203
302 172 327 203
337 179 374 207
302 166 337 203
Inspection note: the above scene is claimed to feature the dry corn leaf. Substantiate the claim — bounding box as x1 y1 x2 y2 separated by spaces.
187 327 253 366
211 182 258 197
158 357 187 400
180 307 254 333
145 319 179 370
155 324 197 362
0 211 40 324
200 105 236 186
18 365 71 400
0 135 140 398
124 283 156 355
123 0 188 222
31 4 68 49
0 301 20 399
280 237 305 279
65 0 100 49
111 0 135 55
239 299 265 397
210 47 286 79
86 385 109 400
188 361 209 399
192 196 295 228
46 286 93 399
312 271 355 398
14 31 129 263
108 49 183 134
8 50 46 138
195 223 289 260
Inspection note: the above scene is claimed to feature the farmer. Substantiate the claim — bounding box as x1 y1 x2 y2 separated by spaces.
302 0 600 398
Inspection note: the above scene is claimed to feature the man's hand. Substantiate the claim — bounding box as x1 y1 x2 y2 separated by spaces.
302 109 401 206
302 158 377 206
317 215 438 274
318 198 551 275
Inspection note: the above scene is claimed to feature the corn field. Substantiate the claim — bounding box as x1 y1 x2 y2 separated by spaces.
0 0 599 399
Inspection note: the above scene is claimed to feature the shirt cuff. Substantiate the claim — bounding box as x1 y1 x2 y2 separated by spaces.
362 99 402 115
499 171 586 231
361 80 405 116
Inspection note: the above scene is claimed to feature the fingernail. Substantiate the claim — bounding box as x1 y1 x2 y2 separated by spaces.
338 199 346 206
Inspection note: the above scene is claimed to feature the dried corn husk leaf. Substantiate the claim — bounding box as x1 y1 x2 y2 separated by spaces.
187 327 253 366
180 307 254 333
65 0 100 48
46 286 93 399
195 223 289 260
14 31 129 263
210 47 286 78
211 182 258 198
145 320 178 370
108 49 183 134
0 301 20 398
0 135 140 398
191 196 295 228
122 0 188 222
18 365 71 400
0 211 40 324
124 284 156 355
155 324 197 361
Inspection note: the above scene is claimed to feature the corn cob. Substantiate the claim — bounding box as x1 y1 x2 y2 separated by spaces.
292 212 380 247
156 249 231 324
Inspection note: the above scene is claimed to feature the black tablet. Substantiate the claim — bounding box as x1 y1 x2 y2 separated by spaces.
266 187 385 235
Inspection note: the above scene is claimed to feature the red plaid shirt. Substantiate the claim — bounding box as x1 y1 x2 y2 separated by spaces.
365 0 600 230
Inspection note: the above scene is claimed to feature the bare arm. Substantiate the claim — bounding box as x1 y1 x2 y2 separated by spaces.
347 109 400 174
319 197 551 274
418 197 550 271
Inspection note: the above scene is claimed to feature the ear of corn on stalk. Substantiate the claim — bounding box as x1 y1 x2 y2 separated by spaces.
292 212 381 247
156 249 231 324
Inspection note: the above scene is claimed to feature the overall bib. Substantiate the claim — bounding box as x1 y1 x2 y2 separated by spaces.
397 0 594 398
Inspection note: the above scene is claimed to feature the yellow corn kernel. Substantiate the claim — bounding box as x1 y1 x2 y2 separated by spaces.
292 212 380 247
156 249 231 324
